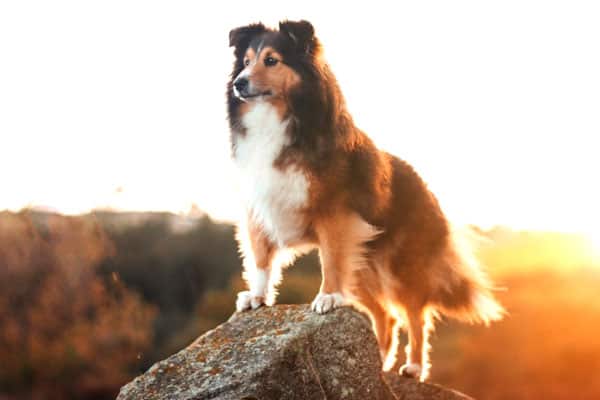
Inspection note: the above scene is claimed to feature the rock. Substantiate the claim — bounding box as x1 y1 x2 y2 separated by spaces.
384 373 473 400
117 304 473 400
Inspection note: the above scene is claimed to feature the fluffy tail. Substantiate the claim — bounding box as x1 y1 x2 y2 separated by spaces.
432 226 506 325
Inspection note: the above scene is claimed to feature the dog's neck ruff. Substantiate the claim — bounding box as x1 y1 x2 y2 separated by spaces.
233 102 309 247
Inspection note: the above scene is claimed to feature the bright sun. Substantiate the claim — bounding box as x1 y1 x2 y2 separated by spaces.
585 231 600 262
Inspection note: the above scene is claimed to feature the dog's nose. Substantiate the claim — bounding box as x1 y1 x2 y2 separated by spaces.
234 77 249 93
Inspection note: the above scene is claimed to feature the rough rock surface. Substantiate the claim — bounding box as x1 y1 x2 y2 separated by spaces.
117 305 472 400
384 373 473 400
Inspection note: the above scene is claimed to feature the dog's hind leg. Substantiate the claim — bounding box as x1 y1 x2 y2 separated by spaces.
372 307 397 369
400 305 434 381
382 317 403 372
352 283 404 371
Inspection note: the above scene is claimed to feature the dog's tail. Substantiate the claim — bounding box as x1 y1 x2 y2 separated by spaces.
431 227 505 325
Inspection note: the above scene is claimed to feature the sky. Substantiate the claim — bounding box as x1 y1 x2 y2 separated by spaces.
1 1 599 236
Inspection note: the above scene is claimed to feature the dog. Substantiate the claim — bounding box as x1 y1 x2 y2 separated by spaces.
226 20 504 381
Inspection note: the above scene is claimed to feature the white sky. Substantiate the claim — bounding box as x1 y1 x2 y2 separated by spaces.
1 1 599 234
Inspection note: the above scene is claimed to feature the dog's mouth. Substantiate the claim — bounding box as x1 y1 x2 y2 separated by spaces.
237 90 273 102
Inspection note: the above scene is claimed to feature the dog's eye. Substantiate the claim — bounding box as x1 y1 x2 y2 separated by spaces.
244 59 250 67
264 57 278 67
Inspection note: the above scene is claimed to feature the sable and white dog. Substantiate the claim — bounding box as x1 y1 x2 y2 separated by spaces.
226 20 504 380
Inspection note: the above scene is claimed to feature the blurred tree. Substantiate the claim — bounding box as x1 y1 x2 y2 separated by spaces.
5 209 598 400
0 212 156 399
97 213 241 361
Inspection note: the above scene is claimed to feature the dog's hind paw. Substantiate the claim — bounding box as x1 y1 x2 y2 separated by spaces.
236 291 266 312
400 363 423 380
311 292 346 314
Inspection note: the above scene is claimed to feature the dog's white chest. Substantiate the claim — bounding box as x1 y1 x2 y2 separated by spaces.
233 102 309 246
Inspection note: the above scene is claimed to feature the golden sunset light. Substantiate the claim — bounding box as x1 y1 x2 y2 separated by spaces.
1 2 600 399
587 230 600 260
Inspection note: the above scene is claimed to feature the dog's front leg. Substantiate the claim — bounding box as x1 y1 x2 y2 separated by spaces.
311 217 349 314
236 217 276 311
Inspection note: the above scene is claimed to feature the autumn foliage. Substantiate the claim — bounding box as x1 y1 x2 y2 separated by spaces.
0 212 156 399
1 210 599 399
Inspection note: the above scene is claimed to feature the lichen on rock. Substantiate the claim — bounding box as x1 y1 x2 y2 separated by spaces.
117 305 472 400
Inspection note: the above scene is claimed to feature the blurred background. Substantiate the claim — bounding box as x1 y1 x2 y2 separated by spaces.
1 1 599 399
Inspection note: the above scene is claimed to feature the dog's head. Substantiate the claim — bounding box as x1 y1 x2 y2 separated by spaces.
228 20 320 103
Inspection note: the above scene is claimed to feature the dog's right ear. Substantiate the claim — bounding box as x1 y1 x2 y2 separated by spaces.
229 23 266 56
279 20 317 56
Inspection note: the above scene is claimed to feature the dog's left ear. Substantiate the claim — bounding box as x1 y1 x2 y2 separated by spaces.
279 20 318 56
229 23 266 58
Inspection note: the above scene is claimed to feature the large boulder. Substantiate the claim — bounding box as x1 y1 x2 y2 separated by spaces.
117 305 472 400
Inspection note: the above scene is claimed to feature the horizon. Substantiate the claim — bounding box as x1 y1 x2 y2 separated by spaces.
1 1 599 239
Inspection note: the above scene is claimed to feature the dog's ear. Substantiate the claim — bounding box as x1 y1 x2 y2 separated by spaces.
229 23 266 56
279 20 318 56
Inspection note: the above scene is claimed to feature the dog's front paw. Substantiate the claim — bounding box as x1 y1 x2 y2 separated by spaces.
311 292 346 314
236 291 266 312
399 363 423 380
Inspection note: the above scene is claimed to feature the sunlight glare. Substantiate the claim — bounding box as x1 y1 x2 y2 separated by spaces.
586 230 600 262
